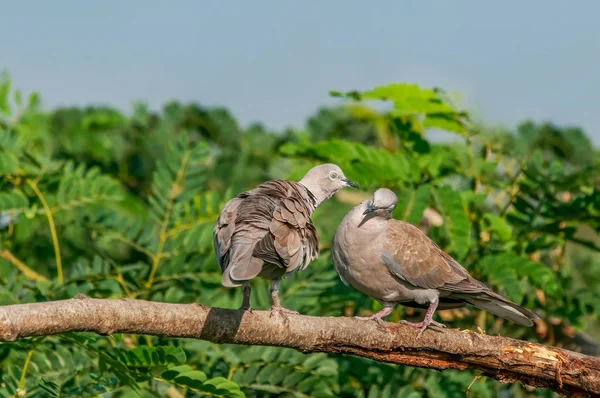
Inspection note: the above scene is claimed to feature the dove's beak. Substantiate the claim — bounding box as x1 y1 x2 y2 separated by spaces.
343 178 359 189
363 203 376 215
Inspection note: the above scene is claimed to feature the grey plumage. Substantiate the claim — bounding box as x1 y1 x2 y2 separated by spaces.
332 188 539 338
214 163 358 315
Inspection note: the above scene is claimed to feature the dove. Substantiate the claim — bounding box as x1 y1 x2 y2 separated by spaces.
214 163 358 316
331 188 539 338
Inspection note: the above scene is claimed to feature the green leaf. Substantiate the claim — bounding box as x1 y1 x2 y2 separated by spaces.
329 83 467 136
367 384 380 398
269 365 291 385
482 214 513 242
315 359 338 377
0 190 29 212
478 252 560 302
162 365 194 381
395 184 431 224
280 139 417 188
256 363 279 384
282 371 306 388
174 370 208 387
435 185 471 260
0 77 10 113
14 89 22 108
301 353 328 370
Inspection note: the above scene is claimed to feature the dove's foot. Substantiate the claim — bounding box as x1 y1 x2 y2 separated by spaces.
400 319 446 339
269 280 298 318
239 285 253 312
399 299 444 339
270 305 299 318
353 306 393 321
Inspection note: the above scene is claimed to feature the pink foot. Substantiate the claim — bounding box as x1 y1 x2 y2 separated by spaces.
400 319 446 339
269 281 298 318
353 306 393 322
270 305 299 318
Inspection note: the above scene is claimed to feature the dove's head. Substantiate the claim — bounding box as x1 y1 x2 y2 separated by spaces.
362 188 398 218
299 163 358 205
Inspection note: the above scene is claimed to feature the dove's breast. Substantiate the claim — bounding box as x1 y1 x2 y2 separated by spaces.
332 212 419 305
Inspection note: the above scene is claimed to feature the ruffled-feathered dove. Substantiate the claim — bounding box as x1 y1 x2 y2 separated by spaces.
214 164 358 316
332 188 539 338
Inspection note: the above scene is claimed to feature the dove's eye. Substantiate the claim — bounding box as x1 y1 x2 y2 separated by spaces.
329 171 338 179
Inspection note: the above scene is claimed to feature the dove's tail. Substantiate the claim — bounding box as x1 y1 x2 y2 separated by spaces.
462 292 539 327
221 243 264 287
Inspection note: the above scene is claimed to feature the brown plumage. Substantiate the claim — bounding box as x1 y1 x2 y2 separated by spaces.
214 164 358 315
215 181 318 284
332 188 539 338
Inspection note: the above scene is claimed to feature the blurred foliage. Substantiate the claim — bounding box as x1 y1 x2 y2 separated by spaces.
1 72 599 397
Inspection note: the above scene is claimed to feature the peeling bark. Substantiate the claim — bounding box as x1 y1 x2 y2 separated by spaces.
0 296 598 396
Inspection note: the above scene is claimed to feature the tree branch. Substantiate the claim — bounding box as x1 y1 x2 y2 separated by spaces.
0 296 598 396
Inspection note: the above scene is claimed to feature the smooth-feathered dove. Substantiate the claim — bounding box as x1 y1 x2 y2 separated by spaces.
214 164 358 316
332 188 539 338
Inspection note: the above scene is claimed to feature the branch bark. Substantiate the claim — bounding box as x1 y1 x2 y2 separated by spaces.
0 296 598 396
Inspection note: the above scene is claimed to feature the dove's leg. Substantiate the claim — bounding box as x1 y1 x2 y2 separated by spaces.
239 284 252 311
269 280 298 316
354 305 393 320
400 298 446 339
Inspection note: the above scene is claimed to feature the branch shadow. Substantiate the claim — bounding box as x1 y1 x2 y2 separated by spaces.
199 307 246 343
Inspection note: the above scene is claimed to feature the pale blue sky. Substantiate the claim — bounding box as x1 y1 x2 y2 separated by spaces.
2 1 599 142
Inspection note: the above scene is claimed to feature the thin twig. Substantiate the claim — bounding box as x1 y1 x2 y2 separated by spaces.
0 249 48 282
17 347 35 390
27 179 63 284
146 151 190 288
